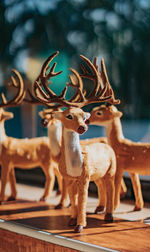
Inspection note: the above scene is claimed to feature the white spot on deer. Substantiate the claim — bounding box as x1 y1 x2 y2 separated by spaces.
27 154 31 159
143 149 147 153
17 148 21 153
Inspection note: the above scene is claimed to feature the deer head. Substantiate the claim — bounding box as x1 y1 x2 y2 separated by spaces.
0 108 14 122
0 69 26 123
89 105 123 126
39 107 62 128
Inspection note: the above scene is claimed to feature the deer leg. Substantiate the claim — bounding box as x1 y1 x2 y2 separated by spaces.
74 177 89 233
53 164 63 195
0 163 10 204
120 178 127 199
129 172 143 211
68 180 78 226
95 178 106 213
7 168 17 201
114 169 124 209
104 175 115 222
40 165 55 201
55 177 68 209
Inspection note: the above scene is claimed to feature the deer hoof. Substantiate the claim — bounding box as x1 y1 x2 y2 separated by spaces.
40 196 46 202
120 192 126 199
56 190 61 196
68 218 77 226
104 213 113 222
55 203 63 209
95 205 105 214
74 225 83 233
7 196 16 201
133 206 142 211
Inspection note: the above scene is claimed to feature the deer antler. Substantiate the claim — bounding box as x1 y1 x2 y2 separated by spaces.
79 55 120 104
33 52 82 108
100 58 120 105
34 52 120 109
0 69 26 108
23 88 41 105
22 52 62 108
35 51 63 99
33 51 68 109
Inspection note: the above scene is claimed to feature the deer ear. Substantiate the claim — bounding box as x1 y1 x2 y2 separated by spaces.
53 111 62 120
39 111 44 118
39 111 51 120
114 111 123 118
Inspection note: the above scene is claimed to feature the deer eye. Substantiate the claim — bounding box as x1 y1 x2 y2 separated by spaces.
97 111 102 116
66 114 73 120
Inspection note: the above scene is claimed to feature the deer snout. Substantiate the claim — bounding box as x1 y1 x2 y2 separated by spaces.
77 125 88 134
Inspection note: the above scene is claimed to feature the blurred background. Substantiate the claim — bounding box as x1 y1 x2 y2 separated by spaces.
0 0 150 199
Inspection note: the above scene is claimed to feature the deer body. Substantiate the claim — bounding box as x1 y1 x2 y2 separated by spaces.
0 68 63 204
0 108 62 204
90 105 146 210
60 128 115 179
1 136 50 168
106 117 150 175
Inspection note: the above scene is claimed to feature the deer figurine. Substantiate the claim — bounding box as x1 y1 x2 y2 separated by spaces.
0 69 62 204
33 51 120 232
40 107 127 210
89 104 146 211
39 108 65 203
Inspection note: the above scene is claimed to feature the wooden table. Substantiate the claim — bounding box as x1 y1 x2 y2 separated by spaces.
0 183 150 252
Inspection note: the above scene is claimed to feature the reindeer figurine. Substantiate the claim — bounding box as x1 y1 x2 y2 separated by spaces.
39 108 65 204
0 70 62 204
87 57 144 211
33 51 120 233
39 108 113 210
89 104 148 211
40 108 127 210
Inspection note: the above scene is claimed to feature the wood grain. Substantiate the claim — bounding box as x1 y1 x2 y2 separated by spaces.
0 228 78 252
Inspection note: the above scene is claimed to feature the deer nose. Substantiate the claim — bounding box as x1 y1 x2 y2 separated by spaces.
77 125 87 134
41 118 49 127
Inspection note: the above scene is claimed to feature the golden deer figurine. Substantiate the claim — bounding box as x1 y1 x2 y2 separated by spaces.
39 108 112 210
89 104 146 211
33 51 120 232
0 70 62 204
86 56 144 211
40 108 127 210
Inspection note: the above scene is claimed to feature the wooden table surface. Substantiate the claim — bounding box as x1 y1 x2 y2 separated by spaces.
0 183 150 252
